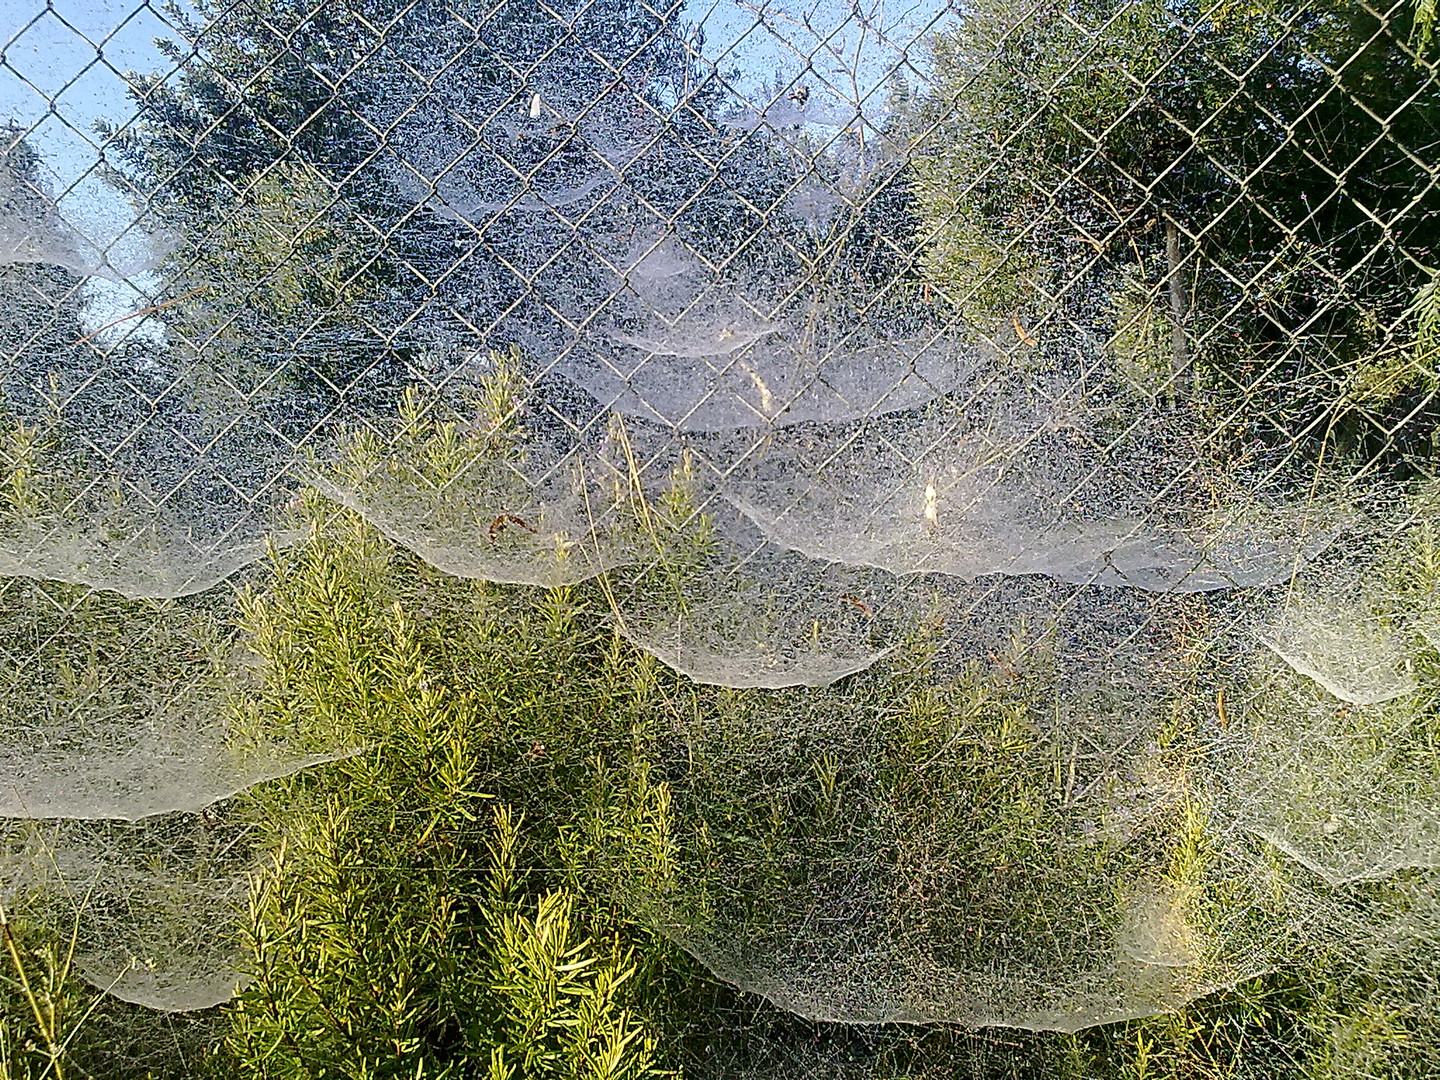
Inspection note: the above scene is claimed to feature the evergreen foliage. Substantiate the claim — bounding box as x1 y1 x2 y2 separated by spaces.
910 0 1440 453
97 0 754 399
2 422 1439 1079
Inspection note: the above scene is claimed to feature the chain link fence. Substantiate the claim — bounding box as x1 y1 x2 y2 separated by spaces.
1 0 1438 1076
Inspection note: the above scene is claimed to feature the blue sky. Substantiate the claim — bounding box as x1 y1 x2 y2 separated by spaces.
697 0 951 102
1 0 201 328
0 0 951 331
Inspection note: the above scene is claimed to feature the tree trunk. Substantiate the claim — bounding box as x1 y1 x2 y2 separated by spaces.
1165 218 1191 401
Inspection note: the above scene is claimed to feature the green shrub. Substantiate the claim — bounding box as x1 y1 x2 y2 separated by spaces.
215 491 682 1079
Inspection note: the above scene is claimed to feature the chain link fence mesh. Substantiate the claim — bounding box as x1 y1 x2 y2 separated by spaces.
1 0 1438 1075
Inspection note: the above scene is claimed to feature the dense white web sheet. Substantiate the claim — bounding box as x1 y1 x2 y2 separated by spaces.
0 0 1436 1047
